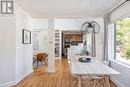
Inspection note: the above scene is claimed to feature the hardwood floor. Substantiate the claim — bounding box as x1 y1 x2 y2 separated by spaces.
12 59 118 87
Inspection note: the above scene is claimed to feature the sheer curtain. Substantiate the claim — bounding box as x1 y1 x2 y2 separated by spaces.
103 14 110 61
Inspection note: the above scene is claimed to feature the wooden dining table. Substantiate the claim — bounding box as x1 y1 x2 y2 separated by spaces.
70 55 120 87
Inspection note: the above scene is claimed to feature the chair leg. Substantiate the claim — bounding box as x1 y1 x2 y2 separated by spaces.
87 79 91 87
100 78 105 87
72 77 78 87
37 60 38 67
44 60 46 65
95 79 103 86
33 59 36 65
40 61 42 64
104 76 110 87
45 59 48 64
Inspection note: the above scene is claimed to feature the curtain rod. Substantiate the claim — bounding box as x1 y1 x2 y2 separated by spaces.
108 0 130 14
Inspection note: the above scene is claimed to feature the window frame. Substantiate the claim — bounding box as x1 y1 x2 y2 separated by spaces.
114 19 130 66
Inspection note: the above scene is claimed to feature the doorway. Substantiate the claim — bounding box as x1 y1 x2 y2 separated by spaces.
62 31 83 58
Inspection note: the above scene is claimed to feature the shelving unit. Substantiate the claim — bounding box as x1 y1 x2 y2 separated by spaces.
55 30 61 58
64 34 83 43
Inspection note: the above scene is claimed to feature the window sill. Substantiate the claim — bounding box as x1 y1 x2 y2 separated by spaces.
110 59 130 69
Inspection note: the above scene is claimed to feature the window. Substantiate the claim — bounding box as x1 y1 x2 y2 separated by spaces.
115 17 130 65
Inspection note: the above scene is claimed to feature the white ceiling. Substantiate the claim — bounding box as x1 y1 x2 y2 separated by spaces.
16 0 123 17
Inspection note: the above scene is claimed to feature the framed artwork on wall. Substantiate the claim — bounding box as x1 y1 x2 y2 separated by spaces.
22 29 31 44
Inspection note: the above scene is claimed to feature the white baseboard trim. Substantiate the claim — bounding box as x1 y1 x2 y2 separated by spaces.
55 57 61 59
48 69 56 73
0 70 32 87
0 81 16 87
110 77 125 87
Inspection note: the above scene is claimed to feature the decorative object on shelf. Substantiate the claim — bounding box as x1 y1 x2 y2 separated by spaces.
81 21 100 35
22 29 31 44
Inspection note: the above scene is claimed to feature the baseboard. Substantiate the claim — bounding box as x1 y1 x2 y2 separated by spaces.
55 57 61 59
110 77 125 87
0 81 16 87
10 70 33 87
0 70 32 87
48 68 56 73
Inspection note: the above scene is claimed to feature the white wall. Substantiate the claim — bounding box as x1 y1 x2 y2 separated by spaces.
33 30 48 53
0 17 16 86
0 4 33 87
32 18 48 29
15 5 33 81
55 18 92 30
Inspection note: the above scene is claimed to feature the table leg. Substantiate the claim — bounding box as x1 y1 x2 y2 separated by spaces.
105 76 110 87
37 60 38 67
78 76 81 87
93 79 96 87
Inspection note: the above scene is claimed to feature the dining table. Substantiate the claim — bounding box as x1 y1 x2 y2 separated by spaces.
70 55 120 87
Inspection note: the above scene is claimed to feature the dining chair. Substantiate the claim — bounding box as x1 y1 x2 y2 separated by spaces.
33 53 48 67
72 74 107 87
86 62 110 86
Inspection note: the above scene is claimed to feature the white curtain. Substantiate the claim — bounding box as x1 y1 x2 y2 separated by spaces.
103 14 110 61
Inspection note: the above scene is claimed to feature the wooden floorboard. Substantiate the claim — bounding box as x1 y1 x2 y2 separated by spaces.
12 59 118 87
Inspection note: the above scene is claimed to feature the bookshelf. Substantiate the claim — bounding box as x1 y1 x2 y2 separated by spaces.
55 30 61 58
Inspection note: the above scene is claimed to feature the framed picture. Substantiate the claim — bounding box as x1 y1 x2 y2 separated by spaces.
22 29 31 44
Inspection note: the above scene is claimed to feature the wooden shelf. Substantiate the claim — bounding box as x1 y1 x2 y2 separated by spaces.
55 30 60 57
64 34 83 42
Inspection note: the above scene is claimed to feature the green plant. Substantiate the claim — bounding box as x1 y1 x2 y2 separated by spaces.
125 49 130 59
116 18 130 60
